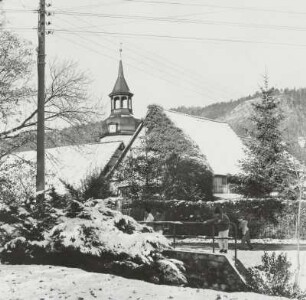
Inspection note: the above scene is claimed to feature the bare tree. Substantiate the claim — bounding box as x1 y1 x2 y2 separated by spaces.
0 31 104 159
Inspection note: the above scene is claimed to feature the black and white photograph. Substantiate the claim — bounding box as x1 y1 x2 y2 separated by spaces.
0 0 306 299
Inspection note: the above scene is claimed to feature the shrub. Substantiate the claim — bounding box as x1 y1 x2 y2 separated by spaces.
123 198 306 239
246 252 306 299
0 188 72 248
0 199 187 286
0 160 36 205
81 171 112 200
62 170 113 202
47 187 70 209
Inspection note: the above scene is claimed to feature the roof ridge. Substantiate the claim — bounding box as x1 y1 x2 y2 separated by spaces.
166 109 229 124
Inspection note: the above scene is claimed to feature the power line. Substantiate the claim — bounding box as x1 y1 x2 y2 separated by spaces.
60 0 124 10
53 10 306 33
2 8 37 13
51 28 306 48
2 27 36 31
123 0 306 16
55 8 229 31
56 35 221 102
2 6 234 100
49 13 280 100
50 8 302 95
5 7 306 34
57 14 234 100
54 11 228 101
54 29 222 102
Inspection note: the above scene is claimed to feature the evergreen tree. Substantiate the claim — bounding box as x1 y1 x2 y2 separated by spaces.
238 77 294 198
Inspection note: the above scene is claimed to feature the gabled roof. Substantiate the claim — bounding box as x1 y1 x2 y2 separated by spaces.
164 110 246 175
109 108 246 177
7 142 126 194
109 60 133 97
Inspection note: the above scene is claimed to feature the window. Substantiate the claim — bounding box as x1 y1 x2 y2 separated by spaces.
114 97 120 109
108 124 117 133
122 97 128 108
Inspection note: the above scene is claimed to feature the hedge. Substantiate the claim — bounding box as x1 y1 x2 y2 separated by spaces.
123 198 306 239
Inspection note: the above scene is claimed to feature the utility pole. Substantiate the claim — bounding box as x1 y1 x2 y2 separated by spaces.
295 137 306 288
36 0 46 213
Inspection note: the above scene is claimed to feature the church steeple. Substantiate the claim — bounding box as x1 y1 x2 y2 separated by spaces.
104 50 138 136
109 59 133 98
109 50 134 115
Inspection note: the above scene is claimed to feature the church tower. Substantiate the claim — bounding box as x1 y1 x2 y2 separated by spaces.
105 56 139 136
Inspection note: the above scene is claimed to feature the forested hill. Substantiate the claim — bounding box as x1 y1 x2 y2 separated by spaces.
173 92 261 121
172 88 306 144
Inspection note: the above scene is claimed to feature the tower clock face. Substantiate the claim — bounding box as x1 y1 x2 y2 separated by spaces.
109 124 117 133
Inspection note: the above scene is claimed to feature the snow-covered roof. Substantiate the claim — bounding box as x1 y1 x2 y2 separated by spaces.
163 110 246 175
10 142 123 194
100 135 133 145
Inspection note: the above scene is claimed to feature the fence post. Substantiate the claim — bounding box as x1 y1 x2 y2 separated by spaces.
173 223 176 248
231 222 238 262
212 225 215 253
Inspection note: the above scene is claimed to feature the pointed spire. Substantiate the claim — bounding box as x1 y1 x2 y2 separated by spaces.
109 49 133 97
118 60 124 79
118 45 123 78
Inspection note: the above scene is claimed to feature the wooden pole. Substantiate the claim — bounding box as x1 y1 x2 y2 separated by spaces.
36 0 46 212
295 177 302 287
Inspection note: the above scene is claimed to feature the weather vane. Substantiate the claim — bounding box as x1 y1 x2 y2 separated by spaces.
119 43 123 59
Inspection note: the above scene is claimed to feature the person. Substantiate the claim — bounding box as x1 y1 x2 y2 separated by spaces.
115 199 122 212
237 217 253 250
144 208 154 222
154 209 165 233
203 206 230 253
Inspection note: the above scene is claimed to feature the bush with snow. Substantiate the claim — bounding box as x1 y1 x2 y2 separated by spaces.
246 252 306 299
0 159 36 205
0 198 187 286
0 203 42 246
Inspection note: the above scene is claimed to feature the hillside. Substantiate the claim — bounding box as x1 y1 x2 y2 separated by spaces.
14 120 107 153
173 88 306 156
174 92 260 121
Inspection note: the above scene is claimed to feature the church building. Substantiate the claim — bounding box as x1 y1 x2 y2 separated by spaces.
7 57 245 196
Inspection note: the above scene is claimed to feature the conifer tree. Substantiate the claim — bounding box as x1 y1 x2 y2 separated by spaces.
239 77 294 197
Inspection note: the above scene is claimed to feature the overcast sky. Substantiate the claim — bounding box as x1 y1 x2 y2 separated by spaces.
3 0 306 118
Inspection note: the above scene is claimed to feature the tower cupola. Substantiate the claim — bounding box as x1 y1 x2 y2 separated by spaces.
109 59 134 115
104 54 139 136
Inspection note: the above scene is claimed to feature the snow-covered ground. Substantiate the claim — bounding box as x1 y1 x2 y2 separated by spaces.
0 264 291 300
